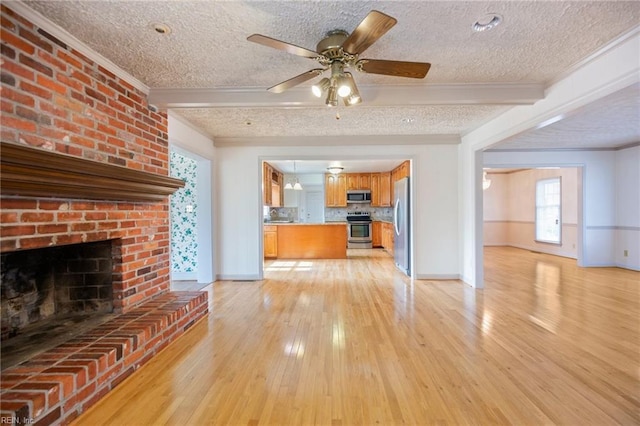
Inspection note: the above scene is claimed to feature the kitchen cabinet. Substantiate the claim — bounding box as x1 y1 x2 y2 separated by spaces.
382 222 394 255
263 162 284 207
391 161 410 182
358 173 371 190
370 172 391 207
347 173 371 190
390 161 409 202
263 162 273 206
325 173 347 207
370 174 380 206
264 225 278 258
276 224 347 259
372 221 382 247
380 172 391 206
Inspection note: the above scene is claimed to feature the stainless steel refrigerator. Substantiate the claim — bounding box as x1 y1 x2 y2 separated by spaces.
393 177 410 275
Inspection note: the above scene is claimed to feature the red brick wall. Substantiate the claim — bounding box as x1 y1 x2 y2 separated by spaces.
0 5 171 312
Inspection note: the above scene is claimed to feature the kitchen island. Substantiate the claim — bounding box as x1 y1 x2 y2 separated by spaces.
266 223 347 259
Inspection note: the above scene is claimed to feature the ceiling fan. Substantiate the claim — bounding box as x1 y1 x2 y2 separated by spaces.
247 10 431 107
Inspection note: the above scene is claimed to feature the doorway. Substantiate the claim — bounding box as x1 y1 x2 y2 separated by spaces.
304 190 324 223
169 146 214 285
482 166 582 268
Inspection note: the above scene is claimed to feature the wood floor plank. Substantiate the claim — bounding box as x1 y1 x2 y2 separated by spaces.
73 247 639 425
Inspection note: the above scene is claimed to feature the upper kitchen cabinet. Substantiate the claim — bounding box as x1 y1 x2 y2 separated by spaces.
263 162 272 206
390 161 410 201
325 173 347 207
370 172 392 207
347 173 371 190
391 161 410 183
263 162 284 207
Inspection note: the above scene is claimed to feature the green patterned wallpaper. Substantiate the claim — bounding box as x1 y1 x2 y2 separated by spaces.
170 151 198 273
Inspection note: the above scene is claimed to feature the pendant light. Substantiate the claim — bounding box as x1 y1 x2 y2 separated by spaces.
286 161 303 190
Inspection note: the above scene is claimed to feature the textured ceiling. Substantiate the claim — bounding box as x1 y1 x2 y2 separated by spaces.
16 1 640 147
173 104 509 138
489 83 640 151
23 1 639 87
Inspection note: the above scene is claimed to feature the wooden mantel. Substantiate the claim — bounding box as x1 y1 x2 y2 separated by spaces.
0 142 185 202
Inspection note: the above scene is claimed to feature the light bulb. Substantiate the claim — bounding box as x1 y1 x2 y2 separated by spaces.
347 93 361 105
337 80 351 97
311 77 330 98
343 73 360 105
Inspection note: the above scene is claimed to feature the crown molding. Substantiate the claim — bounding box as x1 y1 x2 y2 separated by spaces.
149 83 544 109
213 134 460 147
485 144 638 153
5 1 149 94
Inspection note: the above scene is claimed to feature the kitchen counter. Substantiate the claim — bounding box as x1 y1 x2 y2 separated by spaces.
266 222 345 225
374 217 393 223
269 223 347 259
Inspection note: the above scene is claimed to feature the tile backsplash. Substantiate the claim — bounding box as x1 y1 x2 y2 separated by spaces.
325 206 393 221
265 206 392 222
264 207 298 221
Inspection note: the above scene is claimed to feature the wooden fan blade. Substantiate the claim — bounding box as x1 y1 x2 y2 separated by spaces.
268 69 325 93
247 34 319 59
341 10 397 55
358 59 431 79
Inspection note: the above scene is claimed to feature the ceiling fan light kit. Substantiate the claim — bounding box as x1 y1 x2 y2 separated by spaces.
326 84 338 107
248 10 431 107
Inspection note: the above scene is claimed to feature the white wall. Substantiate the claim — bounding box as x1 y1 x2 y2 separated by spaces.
216 143 459 280
614 145 640 270
483 168 579 258
483 173 509 245
460 30 640 287
168 113 216 283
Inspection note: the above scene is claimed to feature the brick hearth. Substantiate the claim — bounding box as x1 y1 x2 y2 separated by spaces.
0 292 208 424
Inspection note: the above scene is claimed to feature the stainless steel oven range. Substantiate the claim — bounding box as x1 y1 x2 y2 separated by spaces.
346 212 372 249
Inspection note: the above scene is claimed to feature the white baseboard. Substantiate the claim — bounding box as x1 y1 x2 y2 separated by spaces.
415 274 461 280
171 272 197 281
216 274 262 281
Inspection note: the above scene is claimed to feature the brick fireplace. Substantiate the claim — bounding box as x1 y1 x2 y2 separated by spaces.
0 5 209 425
0 2 175 312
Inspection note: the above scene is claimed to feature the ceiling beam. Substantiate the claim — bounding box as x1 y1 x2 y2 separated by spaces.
213 134 461 147
149 83 544 109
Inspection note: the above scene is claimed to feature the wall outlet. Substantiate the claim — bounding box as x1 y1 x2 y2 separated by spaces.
623 250 628 257
572 243 576 249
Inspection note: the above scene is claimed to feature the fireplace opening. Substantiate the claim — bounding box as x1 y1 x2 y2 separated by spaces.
1 239 119 369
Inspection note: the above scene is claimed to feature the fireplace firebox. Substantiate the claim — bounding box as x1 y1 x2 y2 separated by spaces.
1 239 119 368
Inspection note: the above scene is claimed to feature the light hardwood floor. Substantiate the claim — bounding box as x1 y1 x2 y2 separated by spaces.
74 247 639 425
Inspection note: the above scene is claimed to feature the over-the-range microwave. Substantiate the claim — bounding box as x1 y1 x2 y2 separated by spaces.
346 190 371 204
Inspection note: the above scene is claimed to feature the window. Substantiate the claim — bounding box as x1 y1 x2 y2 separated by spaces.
535 177 561 244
